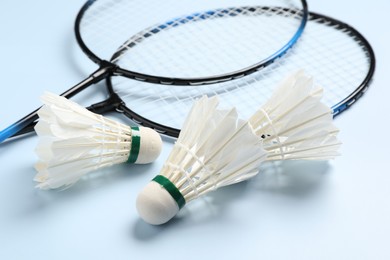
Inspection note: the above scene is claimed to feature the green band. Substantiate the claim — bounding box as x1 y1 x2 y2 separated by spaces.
127 126 141 163
152 175 186 209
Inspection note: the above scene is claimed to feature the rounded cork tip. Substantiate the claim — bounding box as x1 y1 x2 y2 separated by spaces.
136 181 179 225
136 127 162 164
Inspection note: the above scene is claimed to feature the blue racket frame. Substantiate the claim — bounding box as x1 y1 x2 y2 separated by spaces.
0 0 308 142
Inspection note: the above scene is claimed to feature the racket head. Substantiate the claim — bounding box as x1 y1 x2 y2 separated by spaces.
75 0 308 84
106 12 375 137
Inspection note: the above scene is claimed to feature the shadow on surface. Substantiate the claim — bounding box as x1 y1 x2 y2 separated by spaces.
15 162 156 218
252 160 330 197
131 160 331 238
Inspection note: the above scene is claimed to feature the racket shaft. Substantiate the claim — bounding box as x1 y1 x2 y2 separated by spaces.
0 64 115 143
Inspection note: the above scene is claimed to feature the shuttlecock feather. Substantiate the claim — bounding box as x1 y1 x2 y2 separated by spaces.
249 70 340 160
136 96 267 225
34 92 162 190
136 70 341 225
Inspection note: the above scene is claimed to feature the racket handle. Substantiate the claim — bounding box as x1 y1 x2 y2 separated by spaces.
0 112 38 143
0 62 116 144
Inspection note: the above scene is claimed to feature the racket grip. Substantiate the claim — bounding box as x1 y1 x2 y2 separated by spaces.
0 111 39 143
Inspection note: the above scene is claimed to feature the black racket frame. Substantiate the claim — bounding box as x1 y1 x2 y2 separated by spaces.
7 1 376 140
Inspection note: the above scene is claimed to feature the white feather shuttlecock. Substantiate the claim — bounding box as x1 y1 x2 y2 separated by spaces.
34 92 163 190
136 96 267 225
249 70 341 161
136 70 341 225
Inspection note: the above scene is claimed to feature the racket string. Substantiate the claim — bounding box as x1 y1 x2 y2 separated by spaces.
73 1 373 136
110 14 373 130
80 1 306 78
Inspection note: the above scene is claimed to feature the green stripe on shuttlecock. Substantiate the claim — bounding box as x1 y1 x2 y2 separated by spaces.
127 126 141 163
152 175 186 209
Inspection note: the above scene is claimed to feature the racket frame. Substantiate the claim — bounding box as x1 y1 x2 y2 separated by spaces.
0 1 376 142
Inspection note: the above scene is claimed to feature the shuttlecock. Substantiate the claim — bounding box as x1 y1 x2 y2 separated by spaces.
249 69 341 161
34 92 162 190
136 70 340 225
136 96 267 225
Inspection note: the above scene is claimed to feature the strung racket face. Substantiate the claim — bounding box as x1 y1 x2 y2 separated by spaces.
107 12 375 136
0 0 308 143
77 0 308 83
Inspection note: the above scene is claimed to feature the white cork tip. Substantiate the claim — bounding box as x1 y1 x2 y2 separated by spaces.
135 127 163 164
136 181 179 225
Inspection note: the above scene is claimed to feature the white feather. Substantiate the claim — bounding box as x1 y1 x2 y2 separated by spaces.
136 96 267 224
34 92 162 190
162 97 267 202
136 70 341 225
249 70 341 161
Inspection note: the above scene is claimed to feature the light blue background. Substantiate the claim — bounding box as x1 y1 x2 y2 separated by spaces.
1 1 389 259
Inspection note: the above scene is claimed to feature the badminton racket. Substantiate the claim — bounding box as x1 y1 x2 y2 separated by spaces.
0 0 308 143
105 11 375 137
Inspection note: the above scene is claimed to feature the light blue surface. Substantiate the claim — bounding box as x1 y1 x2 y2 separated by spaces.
1 1 390 259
